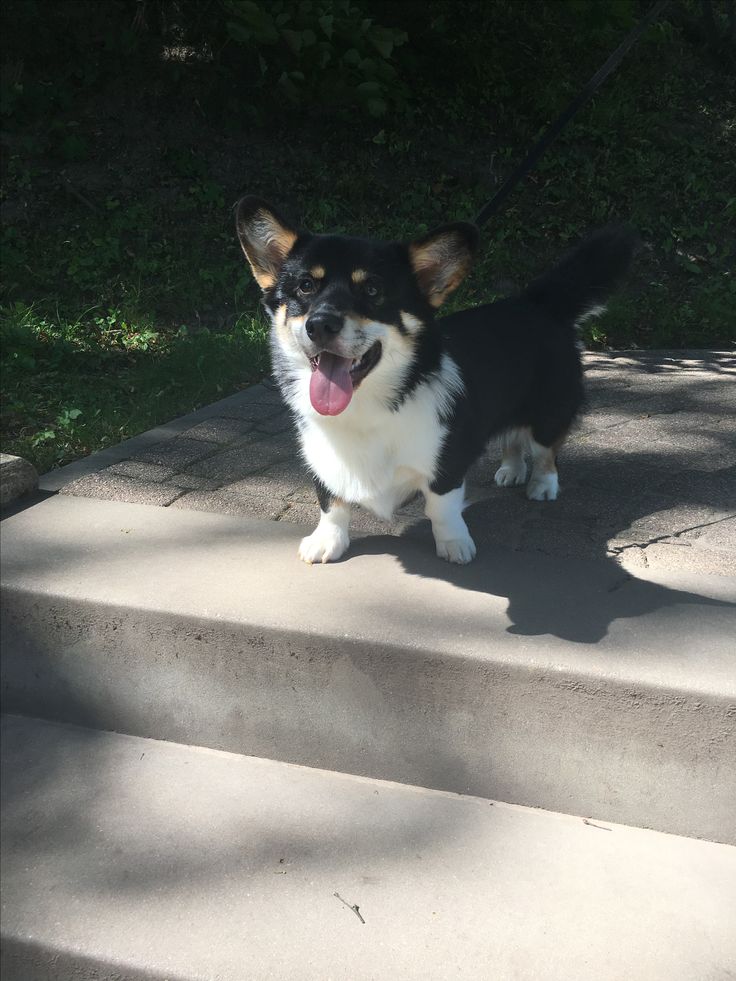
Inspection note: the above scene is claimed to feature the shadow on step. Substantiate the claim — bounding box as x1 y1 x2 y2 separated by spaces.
347 529 735 644
1 715 481 904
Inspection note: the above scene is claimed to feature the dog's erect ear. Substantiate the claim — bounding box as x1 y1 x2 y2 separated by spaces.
235 196 299 290
408 222 479 307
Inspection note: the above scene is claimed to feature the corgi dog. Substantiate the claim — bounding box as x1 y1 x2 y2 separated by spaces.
235 196 634 565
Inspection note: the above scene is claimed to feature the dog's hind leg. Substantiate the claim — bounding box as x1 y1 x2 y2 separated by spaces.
526 434 566 501
494 427 529 487
299 477 351 564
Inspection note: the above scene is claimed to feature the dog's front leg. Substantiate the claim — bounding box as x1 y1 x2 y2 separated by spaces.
424 483 476 565
298 477 351 564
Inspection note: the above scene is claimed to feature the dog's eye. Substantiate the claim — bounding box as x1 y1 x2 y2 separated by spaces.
298 277 316 295
364 278 381 299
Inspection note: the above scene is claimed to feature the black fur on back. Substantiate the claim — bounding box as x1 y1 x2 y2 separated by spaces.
429 227 636 495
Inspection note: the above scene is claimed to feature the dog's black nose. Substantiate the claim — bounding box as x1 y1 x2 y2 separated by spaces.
306 311 343 345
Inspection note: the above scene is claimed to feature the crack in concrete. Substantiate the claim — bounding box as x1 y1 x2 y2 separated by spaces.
272 501 293 522
608 513 736 557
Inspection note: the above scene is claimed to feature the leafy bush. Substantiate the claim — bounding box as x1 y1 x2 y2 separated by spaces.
1 0 733 470
221 0 408 116
1 0 410 124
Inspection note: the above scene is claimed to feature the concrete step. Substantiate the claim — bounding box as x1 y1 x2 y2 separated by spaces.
3 495 735 843
2 715 735 981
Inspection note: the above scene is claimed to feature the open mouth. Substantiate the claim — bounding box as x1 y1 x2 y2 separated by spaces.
308 342 382 416
309 342 382 386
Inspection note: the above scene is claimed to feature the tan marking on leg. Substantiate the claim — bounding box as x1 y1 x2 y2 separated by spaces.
495 427 529 487
500 426 529 450
500 426 530 463
527 434 566 501
533 445 557 474
534 431 569 472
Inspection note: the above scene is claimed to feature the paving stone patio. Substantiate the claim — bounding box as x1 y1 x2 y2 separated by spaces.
47 351 736 574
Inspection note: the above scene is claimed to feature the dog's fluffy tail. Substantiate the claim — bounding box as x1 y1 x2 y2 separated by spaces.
525 226 638 327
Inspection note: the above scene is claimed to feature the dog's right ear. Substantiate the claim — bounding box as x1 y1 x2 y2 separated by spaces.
235 197 299 290
408 222 479 307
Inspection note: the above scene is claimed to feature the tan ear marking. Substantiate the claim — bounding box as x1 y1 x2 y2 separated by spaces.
408 222 478 307
235 197 298 292
256 271 277 289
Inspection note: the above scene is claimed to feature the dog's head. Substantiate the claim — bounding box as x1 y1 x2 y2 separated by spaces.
235 196 478 417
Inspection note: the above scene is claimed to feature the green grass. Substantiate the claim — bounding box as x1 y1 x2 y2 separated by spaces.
0 302 269 473
1 155 273 471
1 0 734 473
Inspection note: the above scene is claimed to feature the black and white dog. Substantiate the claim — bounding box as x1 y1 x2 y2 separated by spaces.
236 197 634 565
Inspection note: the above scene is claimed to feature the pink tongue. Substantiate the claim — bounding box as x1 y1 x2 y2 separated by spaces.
309 352 354 416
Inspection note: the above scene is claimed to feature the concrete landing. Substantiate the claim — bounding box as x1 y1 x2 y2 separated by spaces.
2 715 735 981
2 494 734 841
2 350 735 978
38 351 736 575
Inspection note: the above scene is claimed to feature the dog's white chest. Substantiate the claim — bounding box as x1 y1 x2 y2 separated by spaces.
299 389 447 520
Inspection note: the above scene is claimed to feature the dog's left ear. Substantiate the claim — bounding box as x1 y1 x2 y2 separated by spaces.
408 222 479 307
235 196 299 290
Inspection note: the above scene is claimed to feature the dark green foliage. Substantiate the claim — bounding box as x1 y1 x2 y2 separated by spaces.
1 0 411 123
221 0 409 116
1 0 734 471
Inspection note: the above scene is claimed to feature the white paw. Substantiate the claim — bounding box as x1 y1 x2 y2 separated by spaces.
494 462 528 487
298 525 350 564
527 473 559 501
435 534 477 565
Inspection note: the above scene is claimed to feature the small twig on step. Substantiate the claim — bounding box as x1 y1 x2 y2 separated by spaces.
334 892 366 924
583 818 612 831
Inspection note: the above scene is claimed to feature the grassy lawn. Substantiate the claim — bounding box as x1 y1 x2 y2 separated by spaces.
1 302 269 474
1 0 733 473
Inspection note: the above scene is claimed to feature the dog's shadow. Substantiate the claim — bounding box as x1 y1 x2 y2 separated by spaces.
346 531 730 645
342 450 735 645
346 524 732 644
344 355 736 644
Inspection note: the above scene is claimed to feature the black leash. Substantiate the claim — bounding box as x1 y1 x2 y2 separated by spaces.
473 0 672 228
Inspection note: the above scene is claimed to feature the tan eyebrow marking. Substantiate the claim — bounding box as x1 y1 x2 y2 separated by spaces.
351 269 368 284
310 265 325 279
